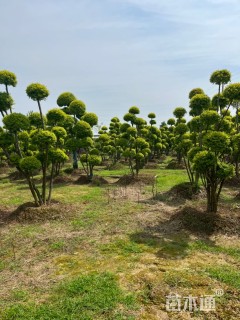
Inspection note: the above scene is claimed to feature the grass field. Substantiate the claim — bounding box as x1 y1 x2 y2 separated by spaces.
0 161 239 319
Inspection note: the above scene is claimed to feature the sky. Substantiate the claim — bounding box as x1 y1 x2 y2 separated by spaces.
1 0 240 127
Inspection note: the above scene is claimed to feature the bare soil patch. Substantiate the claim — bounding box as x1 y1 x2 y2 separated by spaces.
0 202 78 224
53 175 74 184
116 174 156 186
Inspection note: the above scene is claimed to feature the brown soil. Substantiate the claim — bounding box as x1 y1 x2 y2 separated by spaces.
116 174 156 186
53 175 74 184
0 202 79 224
225 176 240 187
162 182 202 200
8 170 25 181
166 160 185 169
91 175 109 186
144 162 159 169
75 175 91 185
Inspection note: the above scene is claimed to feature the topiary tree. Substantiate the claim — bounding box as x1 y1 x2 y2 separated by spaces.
69 100 86 120
173 107 187 123
0 70 17 96
26 83 49 129
120 108 150 176
232 133 240 178
0 107 68 206
210 70 231 113
28 111 47 128
189 88 204 99
189 94 211 116
82 112 98 127
0 92 14 115
57 92 76 108
192 132 233 212
46 108 66 126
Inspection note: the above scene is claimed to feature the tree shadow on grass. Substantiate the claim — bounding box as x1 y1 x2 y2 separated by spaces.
144 182 204 207
130 205 239 260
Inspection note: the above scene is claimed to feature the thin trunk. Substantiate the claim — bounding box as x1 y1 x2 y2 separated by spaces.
15 133 23 158
37 100 45 129
217 84 220 113
236 106 239 133
47 163 55 204
42 146 49 204
72 151 78 169
26 175 40 206
5 84 12 115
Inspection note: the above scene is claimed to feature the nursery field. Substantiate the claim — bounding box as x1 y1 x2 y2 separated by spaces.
0 159 239 320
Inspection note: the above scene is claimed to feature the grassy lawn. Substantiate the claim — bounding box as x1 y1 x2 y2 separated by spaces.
0 162 239 319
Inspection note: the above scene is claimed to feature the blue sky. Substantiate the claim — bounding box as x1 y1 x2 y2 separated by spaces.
1 0 240 126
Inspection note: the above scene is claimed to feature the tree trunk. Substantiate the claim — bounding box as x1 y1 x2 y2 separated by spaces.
37 100 45 129
72 151 78 169
47 163 55 204
42 147 49 204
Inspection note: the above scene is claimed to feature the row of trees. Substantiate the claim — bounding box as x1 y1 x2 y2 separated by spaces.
0 69 240 213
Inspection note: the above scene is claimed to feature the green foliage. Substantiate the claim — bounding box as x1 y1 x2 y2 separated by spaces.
65 137 82 151
19 156 41 173
200 110 220 127
9 153 21 166
129 106 140 114
57 92 76 107
81 154 101 166
46 108 66 126
148 112 156 119
0 70 17 87
0 92 14 112
189 94 211 116
74 120 93 138
31 130 57 147
173 107 186 119
52 126 67 140
223 83 240 102
81 112 98 127
210 69 231 85
203 131 230 153
189 88 204 99
28 112 46 128
26 83 49 101
3 113 30 132
123 112 136 123
174 123 188 135
49 149 68 163
0 131 14 148
69 99 86 119
167 118 175 126
211 93 229 110
193 151 216 173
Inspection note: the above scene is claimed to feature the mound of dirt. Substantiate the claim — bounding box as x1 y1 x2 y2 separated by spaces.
75 175 91 185
91 175 109 186
166 160 185 169
165 182 201 200
225 176 240 187
8 170 25 181
169 206 240 235
144 162 159 169
53 175 73 184
0 202 78 224
63 168 85 176
107 163 127 171
235 192 240 200
116 174 155 186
